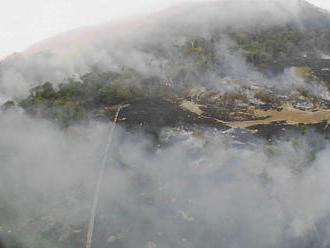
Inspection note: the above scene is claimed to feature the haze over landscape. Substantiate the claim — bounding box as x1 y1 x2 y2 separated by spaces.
0 0 330 59
1 0 330 248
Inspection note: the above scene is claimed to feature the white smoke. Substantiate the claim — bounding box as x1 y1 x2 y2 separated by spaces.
1 1 330 247
0 109 329 247
0 0 328 102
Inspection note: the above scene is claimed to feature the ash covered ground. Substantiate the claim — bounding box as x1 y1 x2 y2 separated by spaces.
1 0 330 247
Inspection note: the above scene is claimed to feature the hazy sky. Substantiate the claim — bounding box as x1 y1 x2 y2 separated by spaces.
0 0 329 59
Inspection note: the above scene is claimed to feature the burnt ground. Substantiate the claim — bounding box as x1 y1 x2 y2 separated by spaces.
259 57 330 87
200 105 269 122
2 100 328 248
247 121 329 141
3 100 329 248
110 97 229 138
102 97 330 143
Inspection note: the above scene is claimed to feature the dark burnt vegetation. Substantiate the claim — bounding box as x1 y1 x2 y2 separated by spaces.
16 37 220 126
15 16 330 128
254 90 281 106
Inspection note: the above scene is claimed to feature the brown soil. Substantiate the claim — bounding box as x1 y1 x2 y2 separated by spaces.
180 100 330 128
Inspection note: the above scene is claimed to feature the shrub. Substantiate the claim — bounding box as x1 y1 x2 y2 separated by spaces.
1 100 15 111
295 66 312 79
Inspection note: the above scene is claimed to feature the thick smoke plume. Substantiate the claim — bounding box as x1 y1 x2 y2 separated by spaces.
0 109 330 247
1 0 330 247
1 0 329 102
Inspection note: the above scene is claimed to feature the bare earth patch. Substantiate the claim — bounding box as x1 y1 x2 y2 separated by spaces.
180 100 204 115
180 100 330 128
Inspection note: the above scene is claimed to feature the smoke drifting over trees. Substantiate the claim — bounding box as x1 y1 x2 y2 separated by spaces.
1 0 330 101
1 0 330 247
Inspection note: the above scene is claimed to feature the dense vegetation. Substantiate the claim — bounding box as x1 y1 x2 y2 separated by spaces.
4 18 330 126
18 69 166 126
231 23 330 66
11 39 220 126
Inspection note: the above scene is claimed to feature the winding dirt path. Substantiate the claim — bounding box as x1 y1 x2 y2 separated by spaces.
180 100 330 128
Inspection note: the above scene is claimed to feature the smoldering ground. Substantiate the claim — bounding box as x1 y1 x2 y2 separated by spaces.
1 0 330 247
0 109 330 248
